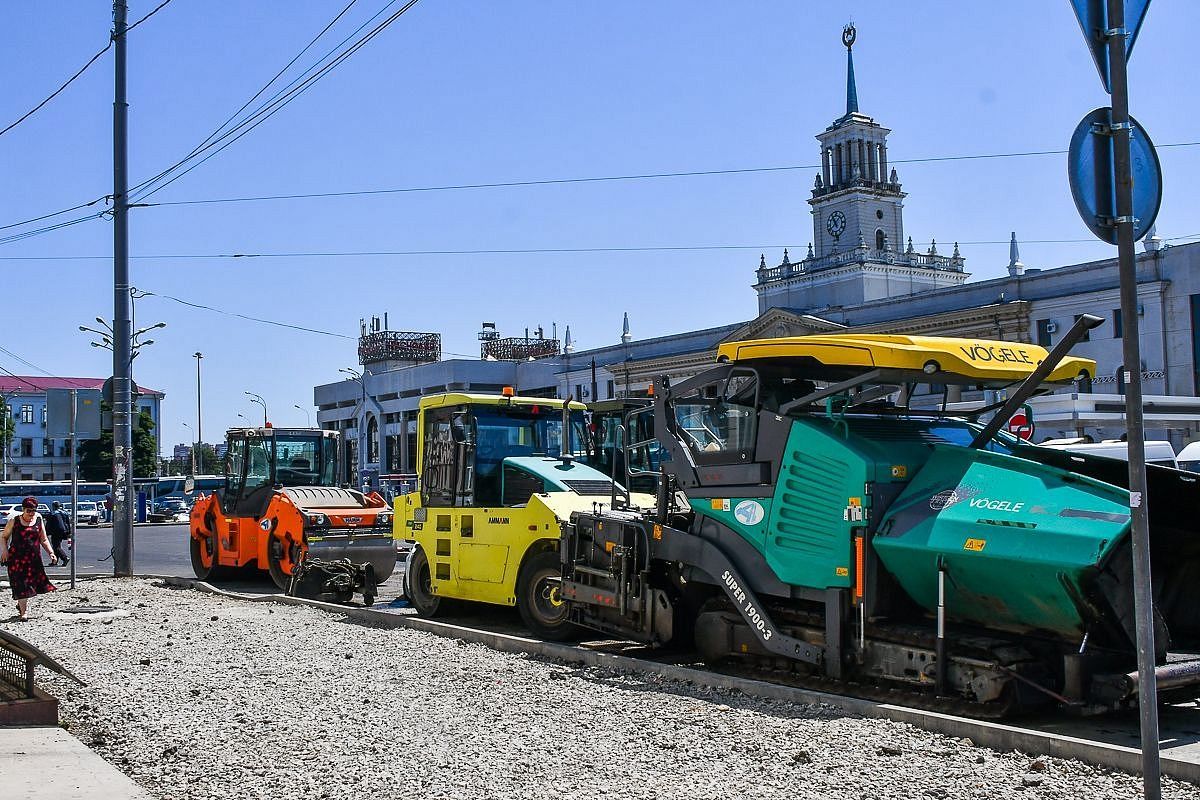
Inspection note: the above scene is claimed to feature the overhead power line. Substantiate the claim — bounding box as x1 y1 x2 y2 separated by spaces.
3 233 1197 262
0 0 176 140
122 139 1200 209
128 0 421 205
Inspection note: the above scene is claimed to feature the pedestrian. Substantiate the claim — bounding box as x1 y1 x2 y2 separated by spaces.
0 497 57 620
46 501 72 566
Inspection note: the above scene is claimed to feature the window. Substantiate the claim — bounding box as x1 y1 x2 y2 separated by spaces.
875 229 885 250
41 473 52 481
574 384 584 402
1113 308 1123 339
366 415 379 463
275 434 336 487
1193 295 1200 395
42 439 51 457
1116 365 1126 396
607 380 615 399
41 407 46 425
20 438 32 457
670 369 759 463
1074 315 1091 342
20 405 32 424
1036 320 1053 348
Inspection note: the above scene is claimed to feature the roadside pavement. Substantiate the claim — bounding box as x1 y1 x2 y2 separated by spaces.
0 725 151 799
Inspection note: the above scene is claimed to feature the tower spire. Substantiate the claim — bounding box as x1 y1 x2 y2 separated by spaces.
843 23 858 117
1008 231 1025 276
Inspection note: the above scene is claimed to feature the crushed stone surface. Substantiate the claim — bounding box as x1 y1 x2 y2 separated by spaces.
1 578 1193 800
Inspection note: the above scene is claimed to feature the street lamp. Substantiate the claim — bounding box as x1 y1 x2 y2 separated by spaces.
182 422 196 474
194 352 203 473
294 404 311 427
245 392 268 426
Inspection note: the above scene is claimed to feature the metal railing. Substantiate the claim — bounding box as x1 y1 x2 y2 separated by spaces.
755 247 965 284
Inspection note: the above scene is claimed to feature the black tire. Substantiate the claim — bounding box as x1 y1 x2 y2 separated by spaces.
267 534 300 592
516 550 577 641
403 545 443 617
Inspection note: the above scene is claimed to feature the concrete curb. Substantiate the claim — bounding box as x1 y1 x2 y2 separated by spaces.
157 576 1196 784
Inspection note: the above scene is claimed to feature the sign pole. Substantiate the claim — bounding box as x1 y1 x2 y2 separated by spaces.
69 389 78 591
1106 0 1161 795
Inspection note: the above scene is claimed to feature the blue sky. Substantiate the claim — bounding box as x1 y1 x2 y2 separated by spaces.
0 1 1196 454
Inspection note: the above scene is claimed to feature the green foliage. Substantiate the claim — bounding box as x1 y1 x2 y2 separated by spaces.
77 407 159 480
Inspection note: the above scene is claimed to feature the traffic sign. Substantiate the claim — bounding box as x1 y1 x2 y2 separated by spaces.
46 388 102 440
1071 0 1152 93
1006 408 1035 441
101 376 140 405
1068 107 1162 245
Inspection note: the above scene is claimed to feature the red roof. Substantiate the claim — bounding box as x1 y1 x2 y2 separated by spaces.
0 376 164 397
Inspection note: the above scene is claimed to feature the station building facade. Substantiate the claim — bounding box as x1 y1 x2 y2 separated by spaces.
315 25 1200 486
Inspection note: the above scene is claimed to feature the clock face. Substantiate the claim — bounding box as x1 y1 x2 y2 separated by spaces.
827 211 847 239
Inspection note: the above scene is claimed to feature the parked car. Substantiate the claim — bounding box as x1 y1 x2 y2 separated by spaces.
0 504 21 523
150 498 189 523
1041 438 1179 468
1178 441 1200 474
69 501 101 526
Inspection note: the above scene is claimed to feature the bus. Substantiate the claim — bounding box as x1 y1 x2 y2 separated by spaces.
0 480 111 505
156 475 224 504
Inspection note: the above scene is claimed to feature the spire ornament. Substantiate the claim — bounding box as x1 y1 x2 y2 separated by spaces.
1007 232 1025 276
842 23 858 117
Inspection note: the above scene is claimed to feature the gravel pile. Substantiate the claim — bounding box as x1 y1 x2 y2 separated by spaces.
2 578 1192 800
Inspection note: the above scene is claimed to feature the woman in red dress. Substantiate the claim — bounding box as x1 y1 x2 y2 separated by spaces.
0 496 57 620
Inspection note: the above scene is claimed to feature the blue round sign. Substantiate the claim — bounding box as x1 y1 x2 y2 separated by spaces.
1068 108 1162 246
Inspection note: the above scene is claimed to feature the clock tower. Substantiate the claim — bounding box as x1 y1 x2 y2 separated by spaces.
811 23 904 258
753 25 967 314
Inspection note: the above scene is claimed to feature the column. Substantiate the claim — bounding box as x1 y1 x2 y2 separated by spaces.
399 411 409 473
857 140 866 179
834 144 843 185
880 143 889 182
821 147 831 187
867 140 877 182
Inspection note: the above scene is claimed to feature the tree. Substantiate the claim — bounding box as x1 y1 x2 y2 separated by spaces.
195 443 219 475
77 407 159 480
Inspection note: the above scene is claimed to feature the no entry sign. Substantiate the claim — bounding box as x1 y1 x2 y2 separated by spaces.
1007 409 1035 441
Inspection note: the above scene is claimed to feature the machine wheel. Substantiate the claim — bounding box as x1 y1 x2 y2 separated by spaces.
267 533 302 592
516 550 576 641
189 531 234 582
404 546 443 617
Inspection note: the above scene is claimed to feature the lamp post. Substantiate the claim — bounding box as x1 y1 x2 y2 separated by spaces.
245 392 268 426
182 422 195 474
194 352 203 473
81 298 165 576
294 404 311 427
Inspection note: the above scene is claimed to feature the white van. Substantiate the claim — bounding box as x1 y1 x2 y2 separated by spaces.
1177 442 1200 473
1043 439 1179 469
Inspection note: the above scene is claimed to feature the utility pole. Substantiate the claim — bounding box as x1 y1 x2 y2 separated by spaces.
111 0 134 576
1106 1 1160 794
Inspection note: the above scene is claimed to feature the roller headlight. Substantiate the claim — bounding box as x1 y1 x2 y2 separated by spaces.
305 512 328 527
377 512 394 528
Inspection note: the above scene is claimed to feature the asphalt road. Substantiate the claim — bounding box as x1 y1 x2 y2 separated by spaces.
35 522 407 600
43 523 193 580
